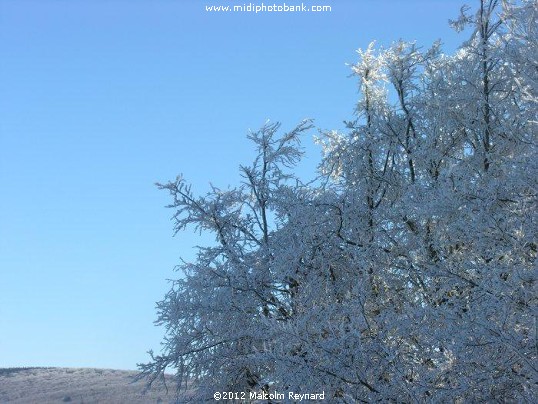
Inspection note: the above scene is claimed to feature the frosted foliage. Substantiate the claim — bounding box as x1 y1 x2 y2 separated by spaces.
139 1 537 402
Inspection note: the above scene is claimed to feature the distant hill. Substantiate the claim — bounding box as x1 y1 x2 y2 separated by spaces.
0 367 183 403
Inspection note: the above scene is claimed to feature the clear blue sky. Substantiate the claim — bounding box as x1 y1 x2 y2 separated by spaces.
1 0 466 371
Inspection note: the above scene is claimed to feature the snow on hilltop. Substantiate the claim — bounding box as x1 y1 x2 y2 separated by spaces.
0 367 182 403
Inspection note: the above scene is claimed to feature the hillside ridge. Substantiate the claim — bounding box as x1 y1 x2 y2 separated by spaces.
0 367 179 404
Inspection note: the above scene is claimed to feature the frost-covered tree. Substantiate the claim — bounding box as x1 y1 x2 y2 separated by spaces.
140 1 537 401
138 120 315 400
